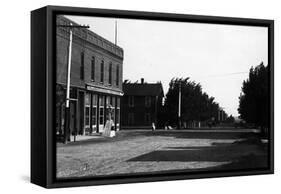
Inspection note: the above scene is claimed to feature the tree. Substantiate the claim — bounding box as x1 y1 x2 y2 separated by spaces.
238 62 269 133
163 78 220 127
225 115 235 123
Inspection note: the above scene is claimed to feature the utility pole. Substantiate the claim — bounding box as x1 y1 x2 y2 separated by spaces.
115 20 117 45
218 107 225 123
57 23 89 144
178 81 181 129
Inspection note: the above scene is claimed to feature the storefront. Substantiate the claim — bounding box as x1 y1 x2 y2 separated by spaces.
56 84 122 139
84 84 122 134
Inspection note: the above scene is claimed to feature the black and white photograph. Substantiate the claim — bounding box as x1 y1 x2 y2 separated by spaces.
55 14 271 179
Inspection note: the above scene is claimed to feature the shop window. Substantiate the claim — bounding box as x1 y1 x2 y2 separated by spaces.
106 96 110 107
106 96 111 120
85 107 90 126
85 93 91 128
92 107 97 125
99 108 104 125
111 96 116 124
91 94 97 130
99 96 105 125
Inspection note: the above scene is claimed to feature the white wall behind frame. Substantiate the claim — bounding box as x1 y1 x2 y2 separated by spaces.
0 0 279 193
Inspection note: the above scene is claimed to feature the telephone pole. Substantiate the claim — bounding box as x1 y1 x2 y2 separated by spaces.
57 23 89 144
178 81 181 129
115 20 117 45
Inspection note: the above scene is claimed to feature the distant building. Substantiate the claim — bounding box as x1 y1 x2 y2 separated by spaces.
56 16 124 139
121 79 164 129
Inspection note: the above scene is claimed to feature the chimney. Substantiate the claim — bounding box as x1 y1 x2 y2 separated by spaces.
141 78 144 84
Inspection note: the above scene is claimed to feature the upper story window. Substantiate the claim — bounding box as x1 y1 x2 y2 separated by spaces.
109 62 112 85
128 96 134 107
80 52 84 80
145 96 151 107
91 56 95 81
100 60 104 83
116 65 119 86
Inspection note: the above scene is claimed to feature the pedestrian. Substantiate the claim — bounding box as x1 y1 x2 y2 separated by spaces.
152 122 156 131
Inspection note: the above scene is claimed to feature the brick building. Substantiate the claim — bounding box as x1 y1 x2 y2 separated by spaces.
56 16 124 138
121 79 164 129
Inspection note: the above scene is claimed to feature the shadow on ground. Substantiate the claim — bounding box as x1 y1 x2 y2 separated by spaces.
144 130 260 140
128 139 268 170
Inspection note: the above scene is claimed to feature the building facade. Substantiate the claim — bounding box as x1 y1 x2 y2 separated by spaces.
121 79 164 129
56 16 123 139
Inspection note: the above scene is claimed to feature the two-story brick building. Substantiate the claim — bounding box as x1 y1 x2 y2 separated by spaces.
121 79 164 129
56 16 124 139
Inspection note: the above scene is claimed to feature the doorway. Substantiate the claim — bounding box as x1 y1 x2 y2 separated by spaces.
69 101 77 136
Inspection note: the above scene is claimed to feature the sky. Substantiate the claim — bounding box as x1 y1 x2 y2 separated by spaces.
65 15 268 117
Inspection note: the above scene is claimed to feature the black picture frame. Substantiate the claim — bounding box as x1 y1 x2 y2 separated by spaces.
31 5 274 188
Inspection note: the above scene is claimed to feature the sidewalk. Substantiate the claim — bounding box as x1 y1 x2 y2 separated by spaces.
70 134 104 142
57 133 108 147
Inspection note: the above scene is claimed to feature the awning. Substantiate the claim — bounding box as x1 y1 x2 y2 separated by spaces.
85 84 124 96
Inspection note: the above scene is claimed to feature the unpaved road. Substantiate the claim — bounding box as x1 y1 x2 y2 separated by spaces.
57 129 268 178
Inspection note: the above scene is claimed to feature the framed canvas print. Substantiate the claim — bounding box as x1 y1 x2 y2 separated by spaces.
31 5 274 188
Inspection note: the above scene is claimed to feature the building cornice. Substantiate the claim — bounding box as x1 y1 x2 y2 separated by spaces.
56 16 124 60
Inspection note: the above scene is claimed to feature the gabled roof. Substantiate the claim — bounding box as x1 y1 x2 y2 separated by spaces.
123 83 164 97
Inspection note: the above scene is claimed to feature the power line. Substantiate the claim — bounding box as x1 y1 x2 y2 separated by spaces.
193 71 248 79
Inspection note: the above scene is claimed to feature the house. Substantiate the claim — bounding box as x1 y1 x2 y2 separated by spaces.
56 16 124 141
121 79 164 129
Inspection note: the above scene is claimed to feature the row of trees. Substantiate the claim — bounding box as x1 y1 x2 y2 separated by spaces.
238 62 269 133
159 62 269 131
159 78 224 127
